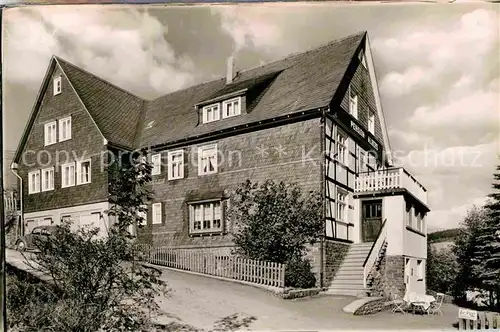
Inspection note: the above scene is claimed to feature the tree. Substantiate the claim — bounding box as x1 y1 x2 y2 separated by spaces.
227 180 322 288
475 164 500 308
426 241 458 295
453 205 489 300
9 149 168 331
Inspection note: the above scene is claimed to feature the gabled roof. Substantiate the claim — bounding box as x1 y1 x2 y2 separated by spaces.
14 31 372 163
139 31 366 147
55 57 146 150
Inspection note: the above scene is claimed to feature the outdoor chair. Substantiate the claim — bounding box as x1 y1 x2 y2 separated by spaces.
426 292 444 315
390 293 408 315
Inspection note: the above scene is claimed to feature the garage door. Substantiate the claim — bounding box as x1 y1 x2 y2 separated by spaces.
80 213 108 238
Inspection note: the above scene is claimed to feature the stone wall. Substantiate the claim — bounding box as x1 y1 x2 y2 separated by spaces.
369 254 405 298
305 239 350 288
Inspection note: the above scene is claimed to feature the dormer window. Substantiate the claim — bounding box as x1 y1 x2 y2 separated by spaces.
359 52 367 69
222 97 241 119
202 104 220 123
53 76 62 95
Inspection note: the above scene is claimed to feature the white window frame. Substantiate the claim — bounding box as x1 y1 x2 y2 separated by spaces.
76 159 91 185
44 121 57 146
58 116 72 142
167 150 184 180
336 188 347 223
189 200 222 234
53 76 62 95
405 258 411 283
368 111 375 134
198 144 218 175
152 202 162 224
359 52 367 69
417 259 424 280
28 170 41 194
41 167 54 192
151 153 161 175
61 162 76 188
349 88 358 119
222 97 242 119
202 103 220 123
336 132 348 166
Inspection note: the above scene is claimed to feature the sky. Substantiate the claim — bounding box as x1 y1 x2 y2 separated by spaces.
2 3 499 231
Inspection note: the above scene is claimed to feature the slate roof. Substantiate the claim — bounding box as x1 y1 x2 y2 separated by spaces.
18 31 365 156
139 31 365 147
56 57 146 149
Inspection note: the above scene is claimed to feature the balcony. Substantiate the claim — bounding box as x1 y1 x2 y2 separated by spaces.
354 168 428 206
4 190 19 213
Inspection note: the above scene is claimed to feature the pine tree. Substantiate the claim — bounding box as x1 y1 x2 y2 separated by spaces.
476 164 500 308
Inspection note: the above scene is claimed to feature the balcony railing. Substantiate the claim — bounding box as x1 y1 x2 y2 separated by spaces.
4 191 19 213
355 167 427 205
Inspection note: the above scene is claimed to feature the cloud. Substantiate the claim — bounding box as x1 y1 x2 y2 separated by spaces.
396 141 499 176
211 6 281 52
3 6 198 98
409 87 499 134
427 196 490 231
374 8 497 98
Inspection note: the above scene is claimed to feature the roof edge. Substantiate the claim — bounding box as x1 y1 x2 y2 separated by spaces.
13 56 58 164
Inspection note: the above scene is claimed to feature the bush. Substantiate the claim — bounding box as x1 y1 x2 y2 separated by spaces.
285 258 316 289
228 180 322 264
426 242 459 295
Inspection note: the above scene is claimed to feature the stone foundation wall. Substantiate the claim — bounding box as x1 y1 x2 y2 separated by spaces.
370 255 405 298
305 239 350 288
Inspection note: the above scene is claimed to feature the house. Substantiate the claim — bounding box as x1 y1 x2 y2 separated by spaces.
11 31 429 297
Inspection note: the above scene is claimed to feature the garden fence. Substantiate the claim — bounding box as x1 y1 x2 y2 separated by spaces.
136 244 286 288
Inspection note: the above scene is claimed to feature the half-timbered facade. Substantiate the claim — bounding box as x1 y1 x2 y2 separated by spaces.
11 31 429 297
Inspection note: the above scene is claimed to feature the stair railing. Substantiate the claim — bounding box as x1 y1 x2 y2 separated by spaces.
362 219 387 289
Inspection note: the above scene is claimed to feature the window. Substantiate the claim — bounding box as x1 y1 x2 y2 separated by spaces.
190 201 222 234
336 189 347 222
336 132 347 165
405 258 411 283
202 104 220 123
349 88 358 119
152 202 162 224
222 97 241 118
359 52 367 69
137 205 147 226
417 260 424 280
76 160 91 185
61 162 76 188
58 116 71 142
368 111 375 134
53 76 62 95
41 167 54 192
198 144 218 175
168 150 184 180
61 215 71 223
28 170 40 194
406 202 412 227
44 121 57 146
364 201 382 219
151 153 161 175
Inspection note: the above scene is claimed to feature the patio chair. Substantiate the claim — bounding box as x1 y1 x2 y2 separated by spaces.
390 293 407 315
426 292 444 315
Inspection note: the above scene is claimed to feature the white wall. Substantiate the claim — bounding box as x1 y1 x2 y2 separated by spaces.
24 201 110 238
404 229 427 259
383 195 404 255
405 257 426 295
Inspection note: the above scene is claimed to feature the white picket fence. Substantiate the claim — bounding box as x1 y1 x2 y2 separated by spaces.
136 245 286 288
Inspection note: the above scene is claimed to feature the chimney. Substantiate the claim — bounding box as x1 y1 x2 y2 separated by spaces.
226 56 236 84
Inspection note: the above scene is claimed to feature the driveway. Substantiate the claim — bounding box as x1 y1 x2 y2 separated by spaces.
6 249 460 330
154 266 460 330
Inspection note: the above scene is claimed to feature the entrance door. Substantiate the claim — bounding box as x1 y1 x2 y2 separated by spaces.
362 200 383 242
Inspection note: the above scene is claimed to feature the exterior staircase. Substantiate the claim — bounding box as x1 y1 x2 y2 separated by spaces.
326 242 373 297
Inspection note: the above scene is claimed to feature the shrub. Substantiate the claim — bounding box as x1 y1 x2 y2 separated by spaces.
228 180 322 264
284 258 316 289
